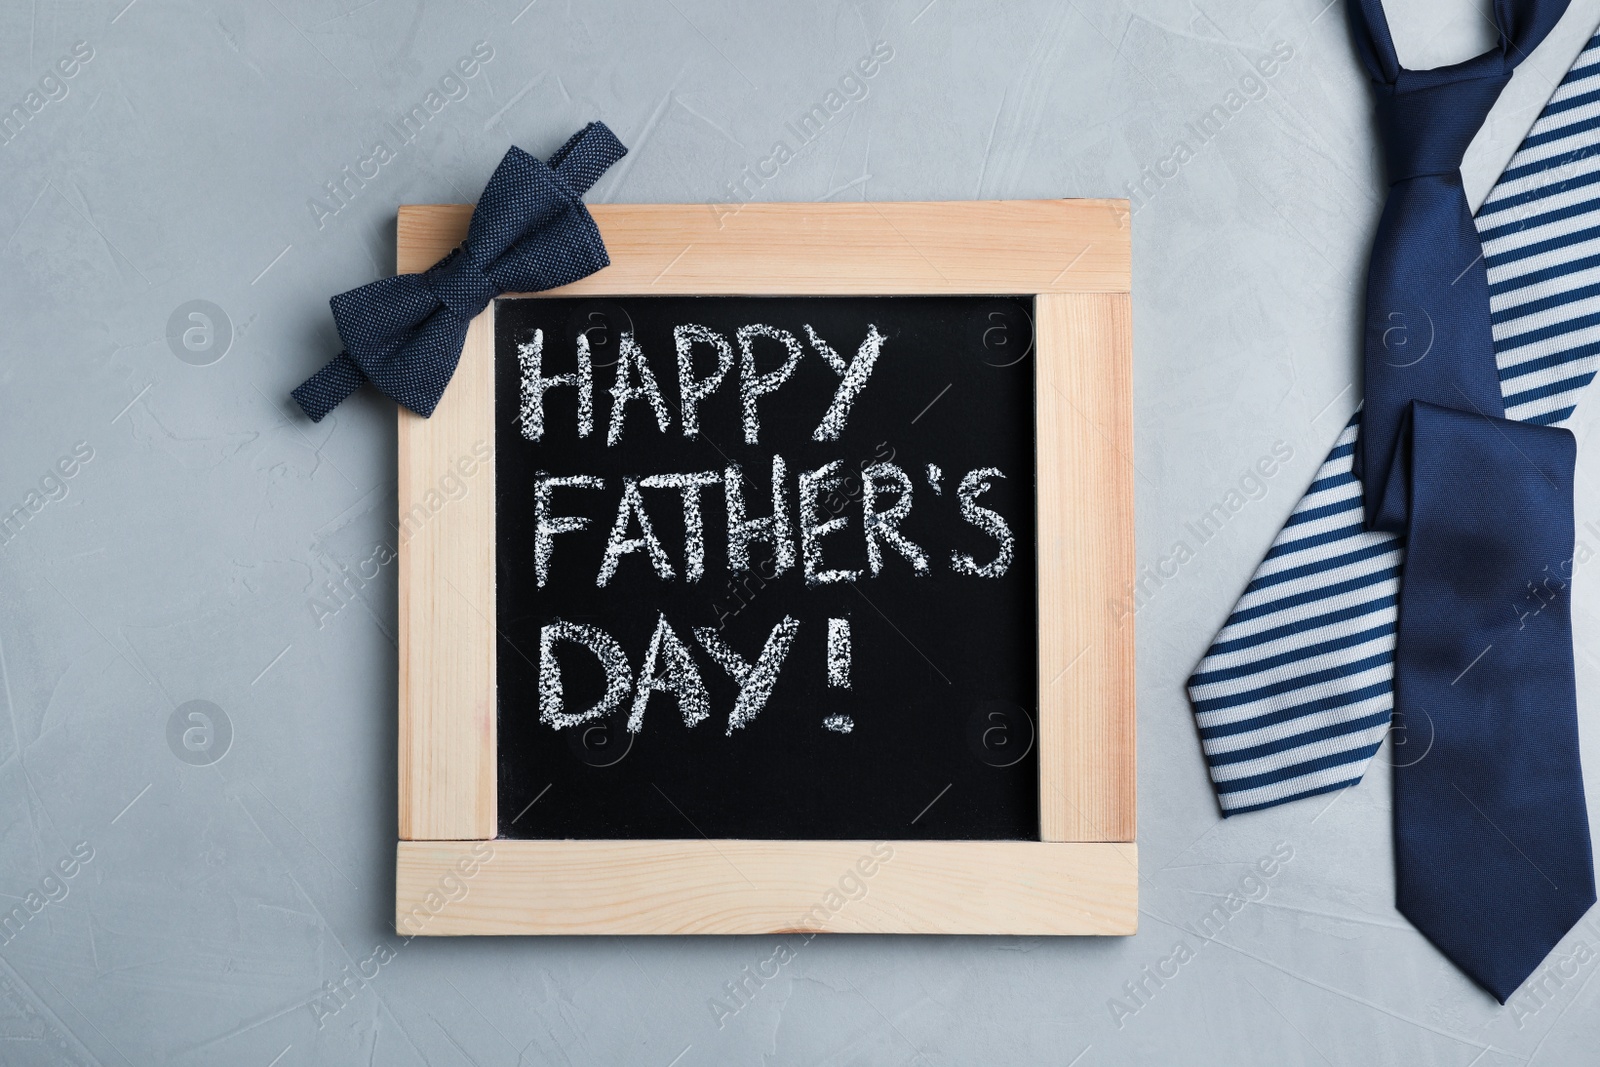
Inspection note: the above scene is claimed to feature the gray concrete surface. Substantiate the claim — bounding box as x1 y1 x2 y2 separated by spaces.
3 0 1600 1063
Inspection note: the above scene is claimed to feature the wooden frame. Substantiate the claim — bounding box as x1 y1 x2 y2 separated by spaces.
396 200 1135 935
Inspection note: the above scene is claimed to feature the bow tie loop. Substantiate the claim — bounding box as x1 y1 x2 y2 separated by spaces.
424 246 499 319
465 124 626 264
549 120 628 195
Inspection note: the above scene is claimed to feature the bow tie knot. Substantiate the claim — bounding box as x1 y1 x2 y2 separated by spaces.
425 246 500 319
1375 76 1511 183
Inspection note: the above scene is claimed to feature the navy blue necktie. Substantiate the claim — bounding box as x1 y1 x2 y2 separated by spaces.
292 122 626 422
1189 6 1600 1002
1348 0 1596 1003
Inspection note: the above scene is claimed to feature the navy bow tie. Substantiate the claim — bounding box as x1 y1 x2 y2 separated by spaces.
291 122 627 422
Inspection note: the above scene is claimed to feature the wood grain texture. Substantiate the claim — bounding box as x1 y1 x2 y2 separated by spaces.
397 200 1131 293
395 200 1137 925
397 305 497 840
396 840 1138 935
1036 292 1136 842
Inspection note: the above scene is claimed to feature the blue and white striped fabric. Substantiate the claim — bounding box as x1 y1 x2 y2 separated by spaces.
1189 29 1600 815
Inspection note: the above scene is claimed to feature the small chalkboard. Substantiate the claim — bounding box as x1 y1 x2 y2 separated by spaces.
495 294 1039 840
394 200 1135 936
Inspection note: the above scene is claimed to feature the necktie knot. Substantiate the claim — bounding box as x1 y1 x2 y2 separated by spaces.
1347 0 1568 183
424 245 498 318
1374 75 1510 183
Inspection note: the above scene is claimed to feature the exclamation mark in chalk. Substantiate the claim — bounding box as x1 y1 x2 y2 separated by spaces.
823 617 853 733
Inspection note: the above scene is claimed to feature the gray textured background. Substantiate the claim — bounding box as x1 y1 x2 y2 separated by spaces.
4 0 1600 1064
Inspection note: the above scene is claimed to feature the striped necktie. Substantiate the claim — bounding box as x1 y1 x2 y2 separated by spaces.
1189 25 1600 816
1192 2 1600 1002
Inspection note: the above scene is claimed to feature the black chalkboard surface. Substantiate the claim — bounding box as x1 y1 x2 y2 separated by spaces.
494 294 1038 840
